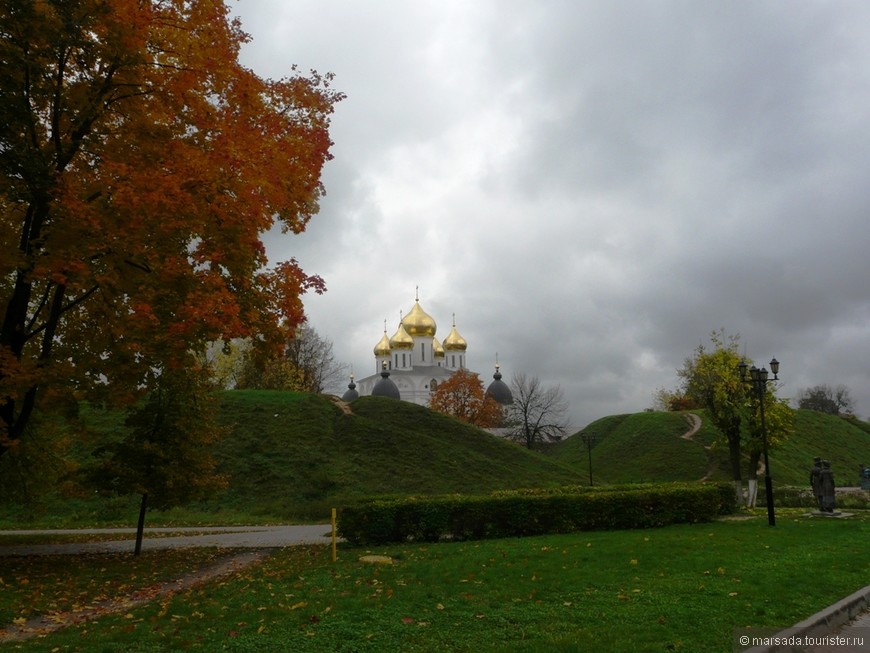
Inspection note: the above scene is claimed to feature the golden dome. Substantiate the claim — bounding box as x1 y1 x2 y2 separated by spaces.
433 337 445 358
404 300 437 337
389 321 414 349
373 329 392 357
442 317 467 351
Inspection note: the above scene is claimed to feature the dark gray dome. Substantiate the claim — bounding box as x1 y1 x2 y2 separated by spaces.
485 367 513 405
341 377 359 402
372 369 400 400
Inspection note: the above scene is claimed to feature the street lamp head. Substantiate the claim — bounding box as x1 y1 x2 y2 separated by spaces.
769 357 780 379
759 367 769 383
749 365 760 382
738 360 748 382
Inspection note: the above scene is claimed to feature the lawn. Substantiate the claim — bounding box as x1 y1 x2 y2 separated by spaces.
3 510 870 652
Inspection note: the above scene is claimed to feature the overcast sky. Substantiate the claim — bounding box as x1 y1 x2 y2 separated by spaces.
232 1 870 429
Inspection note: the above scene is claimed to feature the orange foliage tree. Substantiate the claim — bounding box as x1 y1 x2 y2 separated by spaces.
428 368 503 428
0 1 343 457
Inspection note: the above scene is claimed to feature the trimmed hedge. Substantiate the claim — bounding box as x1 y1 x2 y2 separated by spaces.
338 482 734 546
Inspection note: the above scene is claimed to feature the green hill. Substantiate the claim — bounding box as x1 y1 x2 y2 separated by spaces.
206 391 583 519
5 391 870 526
549 409 870 489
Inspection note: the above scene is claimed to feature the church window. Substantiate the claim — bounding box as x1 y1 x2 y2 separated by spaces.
421 342 425 362
402 353 406 367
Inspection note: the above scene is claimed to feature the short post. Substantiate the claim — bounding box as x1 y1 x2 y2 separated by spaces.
581 434 596 486
331 508 337 562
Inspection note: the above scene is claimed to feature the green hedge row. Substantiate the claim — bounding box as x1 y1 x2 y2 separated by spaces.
338 483 735 546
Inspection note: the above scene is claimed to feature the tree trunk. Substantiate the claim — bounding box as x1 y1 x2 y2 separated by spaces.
727 429 744 506
134 493 148 556
746 480 758 508
733 480 744 506
747 450 762 508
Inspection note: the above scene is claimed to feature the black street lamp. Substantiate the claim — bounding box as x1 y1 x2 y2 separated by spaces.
581 433 596 486
738 357 780 527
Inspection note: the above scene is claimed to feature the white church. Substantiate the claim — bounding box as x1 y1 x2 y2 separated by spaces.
342 292 512 406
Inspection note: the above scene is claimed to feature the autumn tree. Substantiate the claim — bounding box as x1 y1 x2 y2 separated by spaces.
743 387 794 507
679 332 746 503
88 365 227 554
678 330 792 506
285 325 346 393
504 373 569 449
797 384 855 416
0 1 342 459
233 325 345 393
428 368 503 428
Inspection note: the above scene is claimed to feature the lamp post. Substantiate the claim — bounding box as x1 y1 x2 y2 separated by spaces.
738 357 780 527
581 433 596 486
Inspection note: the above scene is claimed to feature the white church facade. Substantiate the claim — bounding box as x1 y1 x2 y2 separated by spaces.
346 293 512 407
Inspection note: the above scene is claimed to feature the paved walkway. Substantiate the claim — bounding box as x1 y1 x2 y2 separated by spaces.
0 524 336 556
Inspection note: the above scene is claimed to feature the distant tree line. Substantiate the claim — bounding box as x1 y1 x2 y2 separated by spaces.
796 384 855 416
428 370 569 449
209 325 346 394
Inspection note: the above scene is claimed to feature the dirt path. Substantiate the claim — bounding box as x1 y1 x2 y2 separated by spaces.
680 412 702 440
0 549 272 643
328 395 354 415
679 413 719 481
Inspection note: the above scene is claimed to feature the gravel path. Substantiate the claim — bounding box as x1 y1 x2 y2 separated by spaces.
0 524 336 556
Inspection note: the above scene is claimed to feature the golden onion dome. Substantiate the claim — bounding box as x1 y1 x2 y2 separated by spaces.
404 300 437 337
442 318 467 351
373 329 392 357
433 337 445 358
389 322 414 349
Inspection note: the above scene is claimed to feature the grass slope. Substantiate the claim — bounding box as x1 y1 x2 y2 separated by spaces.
770 410 870 486
550 408 870 489
7 391 870 527
213 392 582 520
548 411 716 484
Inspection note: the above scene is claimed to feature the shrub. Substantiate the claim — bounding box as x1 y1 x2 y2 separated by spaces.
338 482 729 546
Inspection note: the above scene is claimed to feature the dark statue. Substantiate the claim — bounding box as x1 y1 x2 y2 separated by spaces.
819 459 836 513
809 457 823 512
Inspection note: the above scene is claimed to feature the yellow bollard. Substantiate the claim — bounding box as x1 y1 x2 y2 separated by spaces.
331 507 337 562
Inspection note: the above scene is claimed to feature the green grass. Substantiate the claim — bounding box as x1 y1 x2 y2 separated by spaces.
5 391 870 528
0 548 231 626
550 412 717 484
767 410 870 486
215 393 581 519
1 392 582 527
6 513 870 652
552 408 870 490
